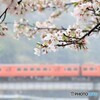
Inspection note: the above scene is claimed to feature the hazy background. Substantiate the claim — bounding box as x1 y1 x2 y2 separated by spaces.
0 5 100 64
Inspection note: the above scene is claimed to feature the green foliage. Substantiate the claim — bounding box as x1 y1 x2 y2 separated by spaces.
74 2 79 7
62 34 68 41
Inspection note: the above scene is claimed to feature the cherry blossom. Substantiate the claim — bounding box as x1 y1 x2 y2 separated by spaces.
13 18 36 39
0 23 8 37
34 48 40 56
0 0 99 56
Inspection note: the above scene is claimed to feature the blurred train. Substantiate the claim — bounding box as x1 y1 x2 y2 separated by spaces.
0 64 100 78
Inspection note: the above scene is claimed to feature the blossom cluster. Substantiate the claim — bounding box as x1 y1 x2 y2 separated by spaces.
73 0 100 26
34 21 88 56
1 0 66 15
13 18 36 39
0 23 8 37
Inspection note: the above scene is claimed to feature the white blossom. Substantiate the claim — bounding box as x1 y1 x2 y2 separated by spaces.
0 23 8 36
34 48 40 56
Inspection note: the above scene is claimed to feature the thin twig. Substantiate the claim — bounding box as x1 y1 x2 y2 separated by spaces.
0 0 14 24
79 23 100 40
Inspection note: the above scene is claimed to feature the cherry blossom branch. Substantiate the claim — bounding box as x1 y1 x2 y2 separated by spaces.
0 8 8 24
56 23 100 47
79 23 100 40
18 0 23 4
5 21 100 40
0 0 14 24
36 27 99 32
0 1 77 23
0 0 25 23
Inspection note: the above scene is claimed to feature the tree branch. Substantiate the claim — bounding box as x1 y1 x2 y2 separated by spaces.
56 23 100 47
0 0 14 24
0 8 8 24
18 0 23 4
79 23 100 40
0 1 77 23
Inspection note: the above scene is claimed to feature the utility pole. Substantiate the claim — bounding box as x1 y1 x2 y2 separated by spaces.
88 82 99 100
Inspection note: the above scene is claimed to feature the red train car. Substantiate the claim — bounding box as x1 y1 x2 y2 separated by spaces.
0 64 80 77
81 64 100 77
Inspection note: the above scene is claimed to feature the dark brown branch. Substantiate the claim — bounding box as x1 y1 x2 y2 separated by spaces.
37 27 67 31
0 8 8 24
0 0 24 23
79 23 100 40
18 0 23 4
0 0 14 24
5 21 100 41
56 23 100 47
36 27 99 32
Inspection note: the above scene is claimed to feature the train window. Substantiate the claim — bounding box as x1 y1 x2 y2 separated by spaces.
83 68 87 71
67 68 71 71
65 68 71 71
17 68 21 71
24 68 28 71
73 68 77 71
30 68 34 71
43 68 48 71
37 68 41 71
90 67 96 71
